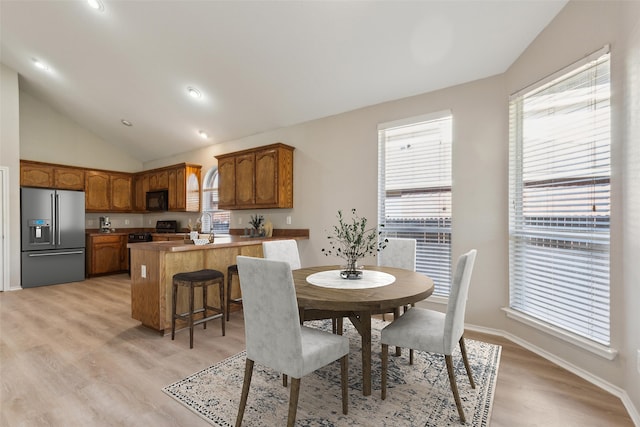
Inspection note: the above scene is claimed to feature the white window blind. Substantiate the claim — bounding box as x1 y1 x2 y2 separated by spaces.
202 168 230 235
378 112 452 295
508 47 611 346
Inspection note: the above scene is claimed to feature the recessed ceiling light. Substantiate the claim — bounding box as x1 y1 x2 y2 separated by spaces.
121 119 133 127
87 0 104 11
187 87 202 99
198 130 209 139
33 59 49 71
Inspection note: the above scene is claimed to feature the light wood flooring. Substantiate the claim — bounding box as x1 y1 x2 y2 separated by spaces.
0 274 633 426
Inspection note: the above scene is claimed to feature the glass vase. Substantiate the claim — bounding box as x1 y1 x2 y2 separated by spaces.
340 258 363 280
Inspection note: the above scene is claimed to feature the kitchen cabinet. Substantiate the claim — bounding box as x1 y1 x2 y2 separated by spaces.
215 143 294 210
168 164 201 212
20 160 84 190
148 170 168 191
235 153 255 206
85 171 110 211
54 166 85 190
133 163 201 212
20 160 201 213
86 234 127 276
85 171 132 212
133 173 149 212
217 156 236 207
110 173 132 211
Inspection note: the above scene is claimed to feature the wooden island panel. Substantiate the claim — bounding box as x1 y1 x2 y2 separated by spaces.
130 239 267 332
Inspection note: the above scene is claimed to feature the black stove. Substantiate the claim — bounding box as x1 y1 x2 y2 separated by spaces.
128 232 152 243
155 220 178 233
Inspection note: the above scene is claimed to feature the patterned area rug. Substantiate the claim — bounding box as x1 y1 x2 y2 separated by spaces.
163 319 501 426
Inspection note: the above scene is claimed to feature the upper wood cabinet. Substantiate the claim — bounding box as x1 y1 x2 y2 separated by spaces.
54 166 85 190
217 157 236 207
170 164 201 212
215 143 294 210
148 170 169 191
20 160 85 190
110 173 133 211
133 173 149 212
21 160 201 213
85 171 132 212
85 171 111 211
133 163 201 212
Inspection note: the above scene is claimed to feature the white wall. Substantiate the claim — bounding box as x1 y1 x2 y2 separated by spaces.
19 91 142 173
504 0 639 415
0 64 21 290
621 0 640 413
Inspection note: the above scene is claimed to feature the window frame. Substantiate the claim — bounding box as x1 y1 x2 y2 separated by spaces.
377 110 453 296
506 45 615 359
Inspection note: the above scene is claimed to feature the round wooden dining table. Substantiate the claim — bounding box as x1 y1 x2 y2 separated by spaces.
292 265 434 396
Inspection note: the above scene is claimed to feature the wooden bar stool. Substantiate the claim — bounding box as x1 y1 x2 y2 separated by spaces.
171 269 225 348
226 264 243 321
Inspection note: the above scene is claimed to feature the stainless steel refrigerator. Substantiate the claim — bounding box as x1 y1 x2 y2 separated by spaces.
21 187 86 288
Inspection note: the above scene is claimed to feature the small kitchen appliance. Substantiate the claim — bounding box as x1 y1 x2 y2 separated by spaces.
99 216 111 233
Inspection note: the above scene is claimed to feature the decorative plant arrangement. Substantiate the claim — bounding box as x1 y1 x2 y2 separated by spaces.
322 209 387 279
187 217 202 233
249 214 265 237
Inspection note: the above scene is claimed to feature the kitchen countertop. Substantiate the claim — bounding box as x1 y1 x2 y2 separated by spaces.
127 234 308 252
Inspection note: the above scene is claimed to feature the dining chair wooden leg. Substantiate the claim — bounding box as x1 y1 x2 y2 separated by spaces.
445 354 466 423
287 377 301 427
459 336 475 388
381 343 388 400
341 353 349 415
235 358 254 427
336 317 343 335
283 374 287 387
409 348 414 365
393 307 402 356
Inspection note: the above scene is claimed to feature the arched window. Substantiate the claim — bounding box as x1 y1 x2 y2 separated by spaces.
201 167 230 235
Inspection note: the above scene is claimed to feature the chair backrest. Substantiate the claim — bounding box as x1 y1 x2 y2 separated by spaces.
262 239 302 270
236 256 303 374
378 238 416 271
443 249 477 354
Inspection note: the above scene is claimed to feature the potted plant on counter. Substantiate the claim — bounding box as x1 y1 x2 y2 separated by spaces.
249 214 264 237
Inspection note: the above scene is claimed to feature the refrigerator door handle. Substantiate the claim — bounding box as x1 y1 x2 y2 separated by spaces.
27 250 84 257
55 193 61 245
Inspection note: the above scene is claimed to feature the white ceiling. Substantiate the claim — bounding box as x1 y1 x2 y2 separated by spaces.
1 0 567 163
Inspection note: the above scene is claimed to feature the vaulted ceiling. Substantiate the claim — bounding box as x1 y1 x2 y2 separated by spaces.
1 1 567 162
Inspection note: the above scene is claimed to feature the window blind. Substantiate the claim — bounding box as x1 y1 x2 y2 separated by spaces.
202 168 230 235
508 48 611 345
378 112 453 295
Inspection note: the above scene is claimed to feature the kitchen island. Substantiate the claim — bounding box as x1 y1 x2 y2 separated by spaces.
128 233 308 333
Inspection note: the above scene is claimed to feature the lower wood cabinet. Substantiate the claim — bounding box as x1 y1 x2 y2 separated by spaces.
86 234 128 276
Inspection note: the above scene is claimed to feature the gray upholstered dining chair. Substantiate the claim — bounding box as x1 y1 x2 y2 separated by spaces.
262 239 302 270
380 249 477 423
235 256 349 427
377 238 417 336
263 239 341 337
378 237 416 272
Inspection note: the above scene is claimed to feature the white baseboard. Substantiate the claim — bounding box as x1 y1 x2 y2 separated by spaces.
465 323 640 426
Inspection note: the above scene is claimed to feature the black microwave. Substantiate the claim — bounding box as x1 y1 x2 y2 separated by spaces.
146 190 168 211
